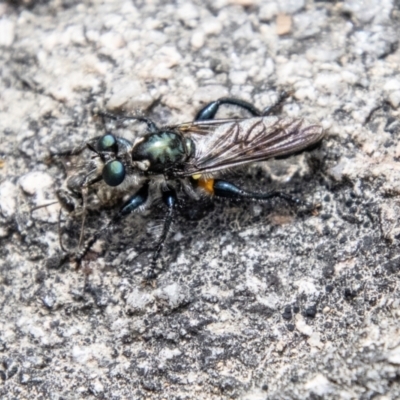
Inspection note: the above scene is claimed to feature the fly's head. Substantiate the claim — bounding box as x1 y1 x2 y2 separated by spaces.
89 133 132 187
92 129 195 187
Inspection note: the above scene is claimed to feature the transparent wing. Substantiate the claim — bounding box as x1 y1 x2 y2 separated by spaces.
174 116 324 176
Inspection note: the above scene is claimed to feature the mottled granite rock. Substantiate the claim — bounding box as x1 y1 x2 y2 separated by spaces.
0 0 399 399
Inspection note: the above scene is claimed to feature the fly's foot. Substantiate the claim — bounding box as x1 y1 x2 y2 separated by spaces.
141 252 165 282
296 200 321 216
141 265 159 288
70 251 84 269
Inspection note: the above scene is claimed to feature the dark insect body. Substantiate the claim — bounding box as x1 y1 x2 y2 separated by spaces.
54 96 324 278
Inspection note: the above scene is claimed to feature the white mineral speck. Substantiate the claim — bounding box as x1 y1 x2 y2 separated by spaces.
387 346 400 365
159 348 182 361
229 71 248 85
279 0 305 14
196 68 214 79
177 3 199 21
91 381 104 395
157 46 182 68
0 181 17 218
63 25 86 46
72 346 91 364
99 31 125 50
304 373 334 395
295 314 313 336
155 283 187 309
191 30 205 49
314 72 343 94
259 3 279 21
0 227 8 237
125 289 153 314
193 85 229 104
106 79 153 111
294 279 320 298
388 91 400 108
307 332 323 349
173 231 184 241
343 0 388 23
0 18 15 47
86 29 100 42
384 79 400 108
151 63 173 79
29 325 45 338
202 17 222 35
229 0 258 5
19 172 54 195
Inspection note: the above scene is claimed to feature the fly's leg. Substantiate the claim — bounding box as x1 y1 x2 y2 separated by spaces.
196 178 302 205
195 98 261 121
195 91 291 121
78 187 89 248
72 183 150 265
212 179 302 205
96 111 159 134
145 187 177 280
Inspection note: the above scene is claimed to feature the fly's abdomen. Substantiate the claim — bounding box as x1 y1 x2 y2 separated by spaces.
132 131 194 173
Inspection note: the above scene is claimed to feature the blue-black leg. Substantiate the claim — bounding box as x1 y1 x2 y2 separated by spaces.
97 111 159 133
119 183 150 216
146 187 178 279
213 179 301 205
195 98 262 121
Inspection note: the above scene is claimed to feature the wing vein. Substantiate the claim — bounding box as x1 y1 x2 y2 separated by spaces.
173 117 324 177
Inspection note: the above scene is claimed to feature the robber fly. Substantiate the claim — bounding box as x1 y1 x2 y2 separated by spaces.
53 96 324 278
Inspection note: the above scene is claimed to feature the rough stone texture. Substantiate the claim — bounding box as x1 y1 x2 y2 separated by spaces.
1 0 400 399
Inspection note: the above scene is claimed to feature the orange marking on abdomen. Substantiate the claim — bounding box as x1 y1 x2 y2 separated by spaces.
198 178 215 195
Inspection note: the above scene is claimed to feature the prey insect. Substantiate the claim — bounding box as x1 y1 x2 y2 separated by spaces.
53 96 324 278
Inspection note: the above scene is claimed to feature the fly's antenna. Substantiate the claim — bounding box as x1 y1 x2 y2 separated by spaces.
58 208 68 253
78 187 89 249
30 201 59 214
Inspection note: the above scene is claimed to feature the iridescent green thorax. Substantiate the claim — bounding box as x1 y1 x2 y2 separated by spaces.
132 131 194 173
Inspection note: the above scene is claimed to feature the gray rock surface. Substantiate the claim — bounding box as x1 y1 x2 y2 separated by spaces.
1 0 400 399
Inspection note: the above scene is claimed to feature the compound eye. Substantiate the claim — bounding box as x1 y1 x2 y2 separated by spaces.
102 160 126 187
98 134 118 153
